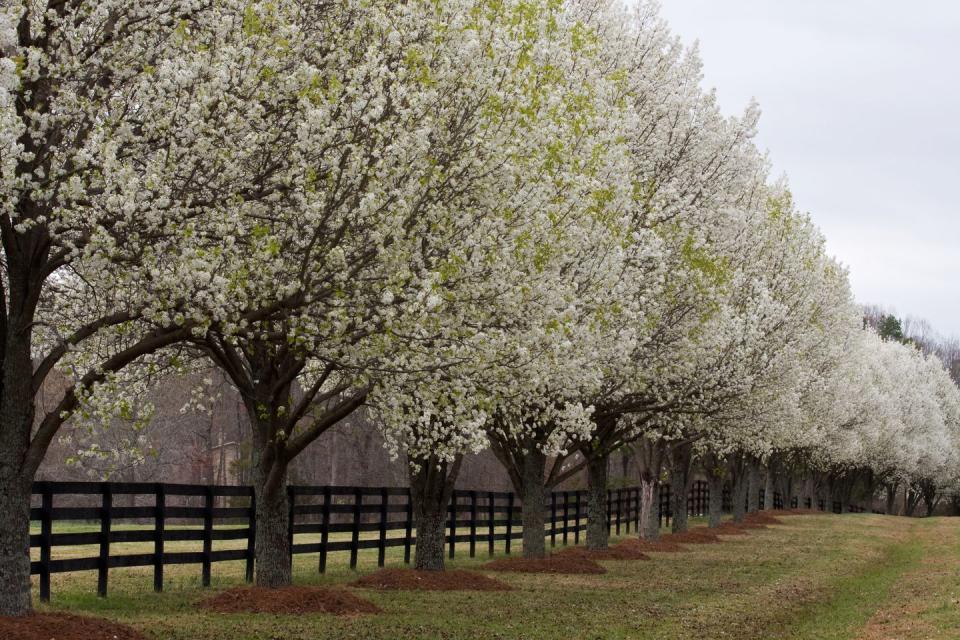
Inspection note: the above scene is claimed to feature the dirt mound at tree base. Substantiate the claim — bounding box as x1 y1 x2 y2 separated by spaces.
557 541 651 560
711 523 749 535
666 530 723 544
352 568 512 591
778 509 822 516
198 586 380 615
611 537 691 552
744 512 785 525
0 612 146 640
483 554 606 574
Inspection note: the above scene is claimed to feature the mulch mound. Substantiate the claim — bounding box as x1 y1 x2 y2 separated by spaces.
712 523 749 535
665 529 723 544
615 537 691 552
744 512 785 526
778 509 821 516
483 554 607 574
352 568 512 591
557 540 651 561
198 586 380 615
0 612 146 640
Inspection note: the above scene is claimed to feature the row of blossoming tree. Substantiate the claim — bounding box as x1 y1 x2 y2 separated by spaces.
2 0 959 616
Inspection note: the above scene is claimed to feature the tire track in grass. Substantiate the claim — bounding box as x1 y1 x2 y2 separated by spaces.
855 518 960 640
782 519 924 640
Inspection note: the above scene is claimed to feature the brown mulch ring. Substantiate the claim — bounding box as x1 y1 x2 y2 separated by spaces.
482 554 607 574
665 529 723 544
614 537 691 552
351 568 512 591
711 523 749 535
778 509 821 516
743 512 786 526
556 540 651 561
0 612 146 640
198 586 380 616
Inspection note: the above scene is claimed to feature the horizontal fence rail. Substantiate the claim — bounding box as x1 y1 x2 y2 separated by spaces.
29 479 842 601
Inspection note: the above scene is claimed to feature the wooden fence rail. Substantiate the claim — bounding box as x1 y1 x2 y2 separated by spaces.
29 479 833 602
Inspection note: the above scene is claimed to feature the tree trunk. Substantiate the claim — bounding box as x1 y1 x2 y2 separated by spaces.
521 448 547 558
669 443 693 534
585 454 609 550
763 465 775 510
732 470 748 523
639 476 659 539
707 474 724 528
253 459 291 587
0 472 32 616
885 482 898 515
0 314 42 616
409 456 461 571
747 460 761 513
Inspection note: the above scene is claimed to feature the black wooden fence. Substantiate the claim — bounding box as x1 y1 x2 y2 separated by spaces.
29 479 843 601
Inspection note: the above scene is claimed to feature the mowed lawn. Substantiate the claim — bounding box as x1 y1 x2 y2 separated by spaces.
32 514 960 639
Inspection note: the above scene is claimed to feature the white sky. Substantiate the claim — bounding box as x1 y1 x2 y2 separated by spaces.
657 0 960 336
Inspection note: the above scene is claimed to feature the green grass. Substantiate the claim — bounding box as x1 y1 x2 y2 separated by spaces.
31 514 960 639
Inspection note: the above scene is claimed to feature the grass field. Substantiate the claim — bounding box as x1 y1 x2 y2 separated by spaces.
31 513 960 639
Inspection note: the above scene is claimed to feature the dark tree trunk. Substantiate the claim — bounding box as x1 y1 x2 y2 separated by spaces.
0 329 41 616
731 462 748 523
253 460 291 587
639 476 659 539
669 442 693 533
0 472 32 616
520 448 546 558
701 452 725 528
747 459 761 513
885 482 898 515
763 464 776 511
585 454 609 550
707 474 724 528
636 438 665 539
409 456 461 571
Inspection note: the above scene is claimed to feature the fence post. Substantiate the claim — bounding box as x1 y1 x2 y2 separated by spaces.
154 483 165 592
378 488 388 567
39 483 52 603
563 491 570 545
469 491 478 558
350 488 362 569
487 491 495 556
606 489 612 534
403 488 413 565
615 489 622 536
448 493 457 560
550 492 557 547
505 493 514 555
202 486 214 587
625 489 631 534
574 492 581 544
97 483 112 598
245 489 256 583
319 486 331 573
287 486 296 569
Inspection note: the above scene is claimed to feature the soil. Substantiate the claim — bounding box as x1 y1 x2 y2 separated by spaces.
666 530 723 544
352 568 512 591
0 612 147 640
744 512 786 525
557 540 651 561
711 523 749 535
483 554 607 574
198 586 381 615
615 537 691 552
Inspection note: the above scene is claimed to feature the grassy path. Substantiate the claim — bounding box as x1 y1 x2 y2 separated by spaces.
34 514 960 639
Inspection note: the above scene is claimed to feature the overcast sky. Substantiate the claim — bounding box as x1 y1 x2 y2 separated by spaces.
657 0 960 337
